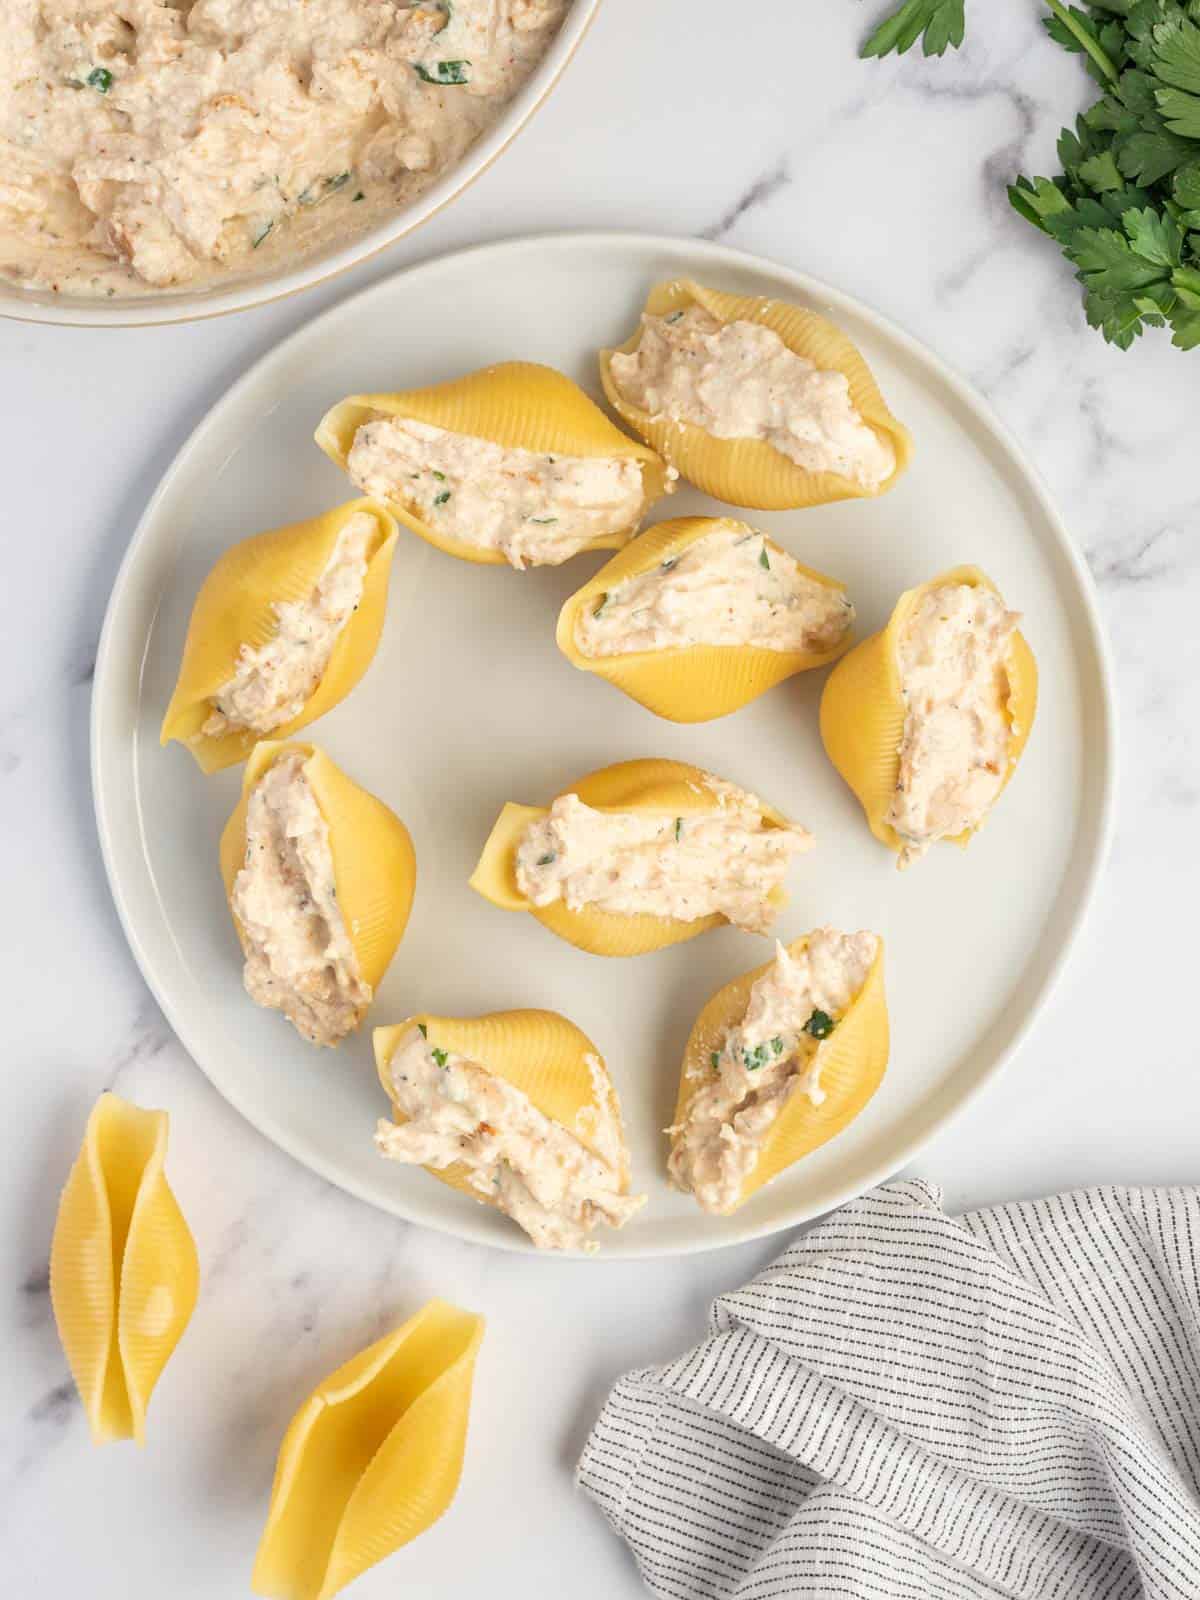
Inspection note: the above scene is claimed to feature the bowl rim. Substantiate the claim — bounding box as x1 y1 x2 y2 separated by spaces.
0 0 601 330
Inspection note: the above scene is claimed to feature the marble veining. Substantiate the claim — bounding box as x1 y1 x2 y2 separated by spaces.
3 1 1199 1595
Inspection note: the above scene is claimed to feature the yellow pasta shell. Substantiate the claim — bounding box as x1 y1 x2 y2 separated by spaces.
49 1093 199 1445
468 757 793 957
674 934 889 1211
556 515 854 721
314 361 672 566
219 741 416 999
252 1299 484 1600
819 565 1039 856
599 279 912 509
161 499 399 774
374 1009 633 1205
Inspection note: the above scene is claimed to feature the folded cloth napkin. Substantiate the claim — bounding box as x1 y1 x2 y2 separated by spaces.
578 1179 1200 1600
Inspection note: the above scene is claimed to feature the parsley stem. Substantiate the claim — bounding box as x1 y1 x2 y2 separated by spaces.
1042 0 1118 85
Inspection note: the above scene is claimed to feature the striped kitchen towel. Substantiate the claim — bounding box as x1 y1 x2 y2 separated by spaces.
577 1179 1200 1599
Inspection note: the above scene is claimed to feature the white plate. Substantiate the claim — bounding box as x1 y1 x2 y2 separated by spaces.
0 2 597 328
92 232 1116 1257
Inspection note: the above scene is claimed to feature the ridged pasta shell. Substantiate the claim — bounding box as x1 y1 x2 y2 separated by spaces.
252 1299 484 1600
219 741 416 999
599 279 912 509
161 499 399 775
674 934 889 1210
468 756 793 957
374 1009 633 1204
49 1093 199 1445
556 515 853 721
314 361 671 566
819 565 1038 856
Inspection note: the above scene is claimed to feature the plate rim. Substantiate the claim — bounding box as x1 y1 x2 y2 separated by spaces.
91 229 1119 1258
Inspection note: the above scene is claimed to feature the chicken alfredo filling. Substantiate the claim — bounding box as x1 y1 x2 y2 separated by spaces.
375 1029 646 1251
887 583 1021 868
232 754 369 1047
515 779 813 934
1 0 564 296
346 416 647 569
576 523 855 657
609 306 895 491
202 511 375 740
669 929 878 1215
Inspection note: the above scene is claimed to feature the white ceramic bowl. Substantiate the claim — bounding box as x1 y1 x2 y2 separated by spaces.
0 0 599 329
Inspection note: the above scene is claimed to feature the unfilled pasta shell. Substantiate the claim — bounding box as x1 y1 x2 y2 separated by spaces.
468 757 793 957
252 1299 484 1600
161 499 398 775
599 279 912 509
219 741 416 995
374 1009 632 1205
49 1093 199 1445
314 362 671 566
675 934 889 1209
819 565 1038 855
556 515 853 721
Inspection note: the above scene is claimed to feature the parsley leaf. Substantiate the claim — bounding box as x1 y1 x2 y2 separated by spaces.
861 0 966 59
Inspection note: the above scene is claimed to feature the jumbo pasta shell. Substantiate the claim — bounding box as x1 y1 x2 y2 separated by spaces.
314 361 671 566
468 757 794 957
674 935 889 1209
819 565 1038 856
219 741 416 995
556 515 854 721
374 1009 632 1205
599 279 912 509
161 499 398 775
252 1299 484 1600
49 1093 199 1445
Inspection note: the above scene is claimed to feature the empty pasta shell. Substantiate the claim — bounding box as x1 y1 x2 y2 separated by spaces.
599 279 912 509
314 361 671 566
819 565 1038 857
469 756 795 957
556 515 854 721
374 1009 633 1204
161 498 399 775
49 1093 199 1445
674 934 889 1210
252 1299 484 1600
219 741 416 1002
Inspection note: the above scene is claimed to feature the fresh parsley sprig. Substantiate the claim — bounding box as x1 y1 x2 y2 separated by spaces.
860 0 1200 349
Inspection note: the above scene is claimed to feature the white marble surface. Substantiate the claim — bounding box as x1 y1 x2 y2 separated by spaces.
4 1 1198 1594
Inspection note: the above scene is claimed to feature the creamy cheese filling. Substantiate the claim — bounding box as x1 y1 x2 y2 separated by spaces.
575 523 855 657
375 1028 646 1252
0 0 563 297
345 415 647 569
609 307 895 491
515 779 813 934
232 754 370 1046
886 583 1020 868
202 512 374 740
668 929 878 1215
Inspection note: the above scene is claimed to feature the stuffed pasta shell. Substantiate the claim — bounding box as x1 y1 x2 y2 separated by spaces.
600 279 911 509
669 929 888 1215
820 565 1038 868
315 361 671 570
161 499 398 775
557 515 854 721
469 757 813 957
374 1009 644 1253
219 741 416 1047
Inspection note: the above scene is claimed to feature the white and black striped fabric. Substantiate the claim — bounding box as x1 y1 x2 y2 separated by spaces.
578 1179 1200 1599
